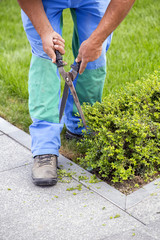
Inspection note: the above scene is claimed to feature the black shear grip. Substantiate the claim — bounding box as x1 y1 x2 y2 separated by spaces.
70 61 81 73
55 50 65 68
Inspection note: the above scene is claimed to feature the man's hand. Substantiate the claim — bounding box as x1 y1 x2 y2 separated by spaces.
41 31 65 63
76 38 102 74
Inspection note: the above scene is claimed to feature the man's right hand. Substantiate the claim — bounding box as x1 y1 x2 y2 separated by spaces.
41 31 65 63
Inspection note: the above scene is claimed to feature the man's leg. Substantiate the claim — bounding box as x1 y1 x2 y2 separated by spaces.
64 0 112 136
28 56 62 157
21 1 65 185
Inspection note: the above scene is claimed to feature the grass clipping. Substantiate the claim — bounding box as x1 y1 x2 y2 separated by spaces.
78 70 160 183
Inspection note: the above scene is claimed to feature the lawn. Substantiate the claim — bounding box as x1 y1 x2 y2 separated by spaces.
0 0 160 134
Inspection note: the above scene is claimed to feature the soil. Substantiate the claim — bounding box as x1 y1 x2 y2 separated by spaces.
98 173 160 195
60 146 160 195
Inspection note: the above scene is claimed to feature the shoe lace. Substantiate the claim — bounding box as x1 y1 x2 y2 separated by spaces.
36 155 56 167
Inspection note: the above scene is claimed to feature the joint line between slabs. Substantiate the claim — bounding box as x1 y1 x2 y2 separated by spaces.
0 163 32 174
1 131 31 151
72 175 146 226
125 210 146 226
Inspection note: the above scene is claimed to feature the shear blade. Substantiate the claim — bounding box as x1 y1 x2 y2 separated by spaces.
69 82 87 130
59 83 69 122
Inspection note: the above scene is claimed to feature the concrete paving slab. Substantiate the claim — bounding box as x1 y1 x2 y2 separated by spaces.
0 165 142 240
1 117 160 239
0 119 126 210
8 128 31 149
127 190 160 225
0 117 22 134
1 117 160 212
59 155 126 210
0 134 32 172
126 187 152 210
0 117 31 149
126 178 160 209
144 219 160 240
101 227 158 240
0 164 88 198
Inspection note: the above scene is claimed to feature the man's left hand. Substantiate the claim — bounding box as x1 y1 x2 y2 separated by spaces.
76 38 102 74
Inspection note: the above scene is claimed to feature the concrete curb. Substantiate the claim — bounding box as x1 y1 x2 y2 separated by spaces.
0 117 160 211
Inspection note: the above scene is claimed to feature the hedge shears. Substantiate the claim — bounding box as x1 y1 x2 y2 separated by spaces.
55 50 87 130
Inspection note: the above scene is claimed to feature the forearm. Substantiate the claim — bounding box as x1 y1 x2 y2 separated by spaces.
17 0 65 60
77 0 135 73
90 0 135 44
17 0 53 37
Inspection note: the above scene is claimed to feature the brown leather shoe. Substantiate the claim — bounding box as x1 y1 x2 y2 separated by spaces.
65 129 83 141
32 154 58 186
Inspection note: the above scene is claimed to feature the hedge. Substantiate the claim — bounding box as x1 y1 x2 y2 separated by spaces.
78 69 160 182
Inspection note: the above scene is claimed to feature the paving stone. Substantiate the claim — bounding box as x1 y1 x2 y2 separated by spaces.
101 227 158 240
126 179 160 209
0 135 32 172
144 179 160 193
59 154 126 210
0 117 21 134
126 187 151 209
0 117 31 149
1 117 160 240
8 128 31 149
1 117 159 212
127 190 160 225
0 165 142 240
145 218 160 240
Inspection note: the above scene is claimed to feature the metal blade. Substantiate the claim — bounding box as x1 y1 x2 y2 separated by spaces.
59 83 69 122
69 82 87 131
71 69 78 81
58 67 68 80
58 66 87 130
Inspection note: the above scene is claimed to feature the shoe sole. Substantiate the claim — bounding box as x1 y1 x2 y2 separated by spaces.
65 130 82 141
32 177 57 186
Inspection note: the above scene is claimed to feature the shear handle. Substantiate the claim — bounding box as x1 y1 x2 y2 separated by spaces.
70 61 81 73
55 50 65 68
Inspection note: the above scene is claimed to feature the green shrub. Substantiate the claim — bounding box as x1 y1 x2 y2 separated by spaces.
78 70 160 182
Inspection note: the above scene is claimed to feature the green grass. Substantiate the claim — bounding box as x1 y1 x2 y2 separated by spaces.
104 0 160 95
0 83 30 132
0 0 160 134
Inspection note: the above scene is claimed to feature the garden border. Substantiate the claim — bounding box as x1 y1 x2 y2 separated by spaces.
0 117 160 210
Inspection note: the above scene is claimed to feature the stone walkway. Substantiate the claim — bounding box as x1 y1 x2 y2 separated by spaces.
0 117 160 240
